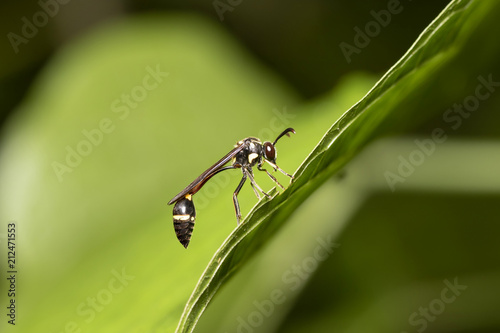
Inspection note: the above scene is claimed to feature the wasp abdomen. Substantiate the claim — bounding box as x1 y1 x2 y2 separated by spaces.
173 196 196 248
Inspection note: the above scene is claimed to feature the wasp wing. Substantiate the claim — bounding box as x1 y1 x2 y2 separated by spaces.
167 143 245 205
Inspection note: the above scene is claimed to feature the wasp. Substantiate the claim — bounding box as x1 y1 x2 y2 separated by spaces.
168 128 295 248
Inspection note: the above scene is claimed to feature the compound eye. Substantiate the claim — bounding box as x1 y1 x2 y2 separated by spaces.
264 142 276 161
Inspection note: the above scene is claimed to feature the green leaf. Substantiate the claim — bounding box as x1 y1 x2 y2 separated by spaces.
1 1 500 332
0 14 299 333
175 1 500 332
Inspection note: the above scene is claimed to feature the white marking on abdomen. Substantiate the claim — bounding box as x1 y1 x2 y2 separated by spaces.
173 214 191 221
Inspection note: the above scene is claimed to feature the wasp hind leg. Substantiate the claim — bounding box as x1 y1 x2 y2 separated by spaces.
173 196 196 248
246 168 272 199
233 173 247 225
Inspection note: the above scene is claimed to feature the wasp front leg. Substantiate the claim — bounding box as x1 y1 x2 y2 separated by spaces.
257 164 285 190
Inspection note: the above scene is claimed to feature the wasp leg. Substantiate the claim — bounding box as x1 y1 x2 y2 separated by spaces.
249 181 261 200
233 172 247 224
245 168 262 199
245 167 272 200
264 159 293 179
257 165 285 190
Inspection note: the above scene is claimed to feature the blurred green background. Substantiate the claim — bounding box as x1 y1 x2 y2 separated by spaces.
1 0 499 332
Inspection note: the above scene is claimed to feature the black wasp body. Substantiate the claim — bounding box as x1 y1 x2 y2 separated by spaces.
168 128 295 248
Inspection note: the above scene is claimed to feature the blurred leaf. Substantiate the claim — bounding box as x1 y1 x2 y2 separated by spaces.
0 13 298 333
176 1 500 332
279 187 500 333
